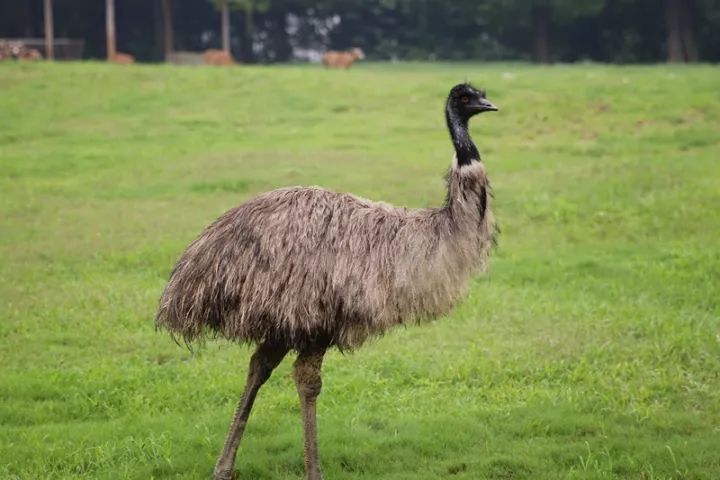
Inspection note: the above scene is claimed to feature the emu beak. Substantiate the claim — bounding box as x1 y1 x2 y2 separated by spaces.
468 98 498 114
479 99 498 112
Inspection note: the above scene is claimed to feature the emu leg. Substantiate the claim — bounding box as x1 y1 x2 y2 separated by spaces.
213 342 288 480
293 349 326 480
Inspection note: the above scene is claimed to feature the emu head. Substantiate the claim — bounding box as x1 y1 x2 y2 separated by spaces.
446 83 498 122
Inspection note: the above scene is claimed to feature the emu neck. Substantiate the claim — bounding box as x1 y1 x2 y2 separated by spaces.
446 109 480 167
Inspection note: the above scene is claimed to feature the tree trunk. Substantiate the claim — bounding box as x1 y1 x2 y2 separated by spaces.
43 0 54 60
531 5 551 63
269 10 292 62
666 0 684 62
679 0 698 61
241 4 254 63
161 0 174 60
153 0 163 61
221 0 231 53
666 0 698 62
106 0 116 60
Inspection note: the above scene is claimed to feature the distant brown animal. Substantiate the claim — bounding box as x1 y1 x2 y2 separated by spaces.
110 52 135 64
204 49 234 66
0 41 22 61
0 41 42 61
156 83 499 480
322 47 365 69
19 48 43 61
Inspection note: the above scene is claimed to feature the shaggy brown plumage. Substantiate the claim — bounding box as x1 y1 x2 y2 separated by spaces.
156 163 495 351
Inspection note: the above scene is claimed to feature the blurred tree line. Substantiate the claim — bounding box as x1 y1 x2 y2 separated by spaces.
2 0 719 63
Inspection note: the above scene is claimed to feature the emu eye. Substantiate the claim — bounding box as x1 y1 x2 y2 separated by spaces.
461 96 470 104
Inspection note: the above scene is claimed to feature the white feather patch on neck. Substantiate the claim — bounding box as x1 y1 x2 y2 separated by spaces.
451 154 483 172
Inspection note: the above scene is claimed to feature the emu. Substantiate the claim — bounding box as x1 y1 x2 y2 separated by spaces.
322 47 365 69
156 83 498 480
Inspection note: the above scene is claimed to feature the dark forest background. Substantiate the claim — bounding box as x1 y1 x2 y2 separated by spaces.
2 0 720 63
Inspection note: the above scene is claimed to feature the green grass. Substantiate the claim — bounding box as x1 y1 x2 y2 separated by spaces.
1 61 719 479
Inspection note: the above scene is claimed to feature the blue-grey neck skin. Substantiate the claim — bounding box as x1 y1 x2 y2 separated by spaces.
445 105 480 166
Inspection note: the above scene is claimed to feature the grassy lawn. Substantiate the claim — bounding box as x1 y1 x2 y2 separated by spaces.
1 61 718 479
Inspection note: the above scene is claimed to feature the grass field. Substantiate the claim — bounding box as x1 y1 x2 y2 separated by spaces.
1 61 719 479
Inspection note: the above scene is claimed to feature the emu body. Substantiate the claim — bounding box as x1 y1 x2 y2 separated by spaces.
156 83 498 480
157 169 494 351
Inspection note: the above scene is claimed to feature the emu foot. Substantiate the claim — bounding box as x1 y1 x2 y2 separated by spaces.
305 469 323 480
212 467 237 480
